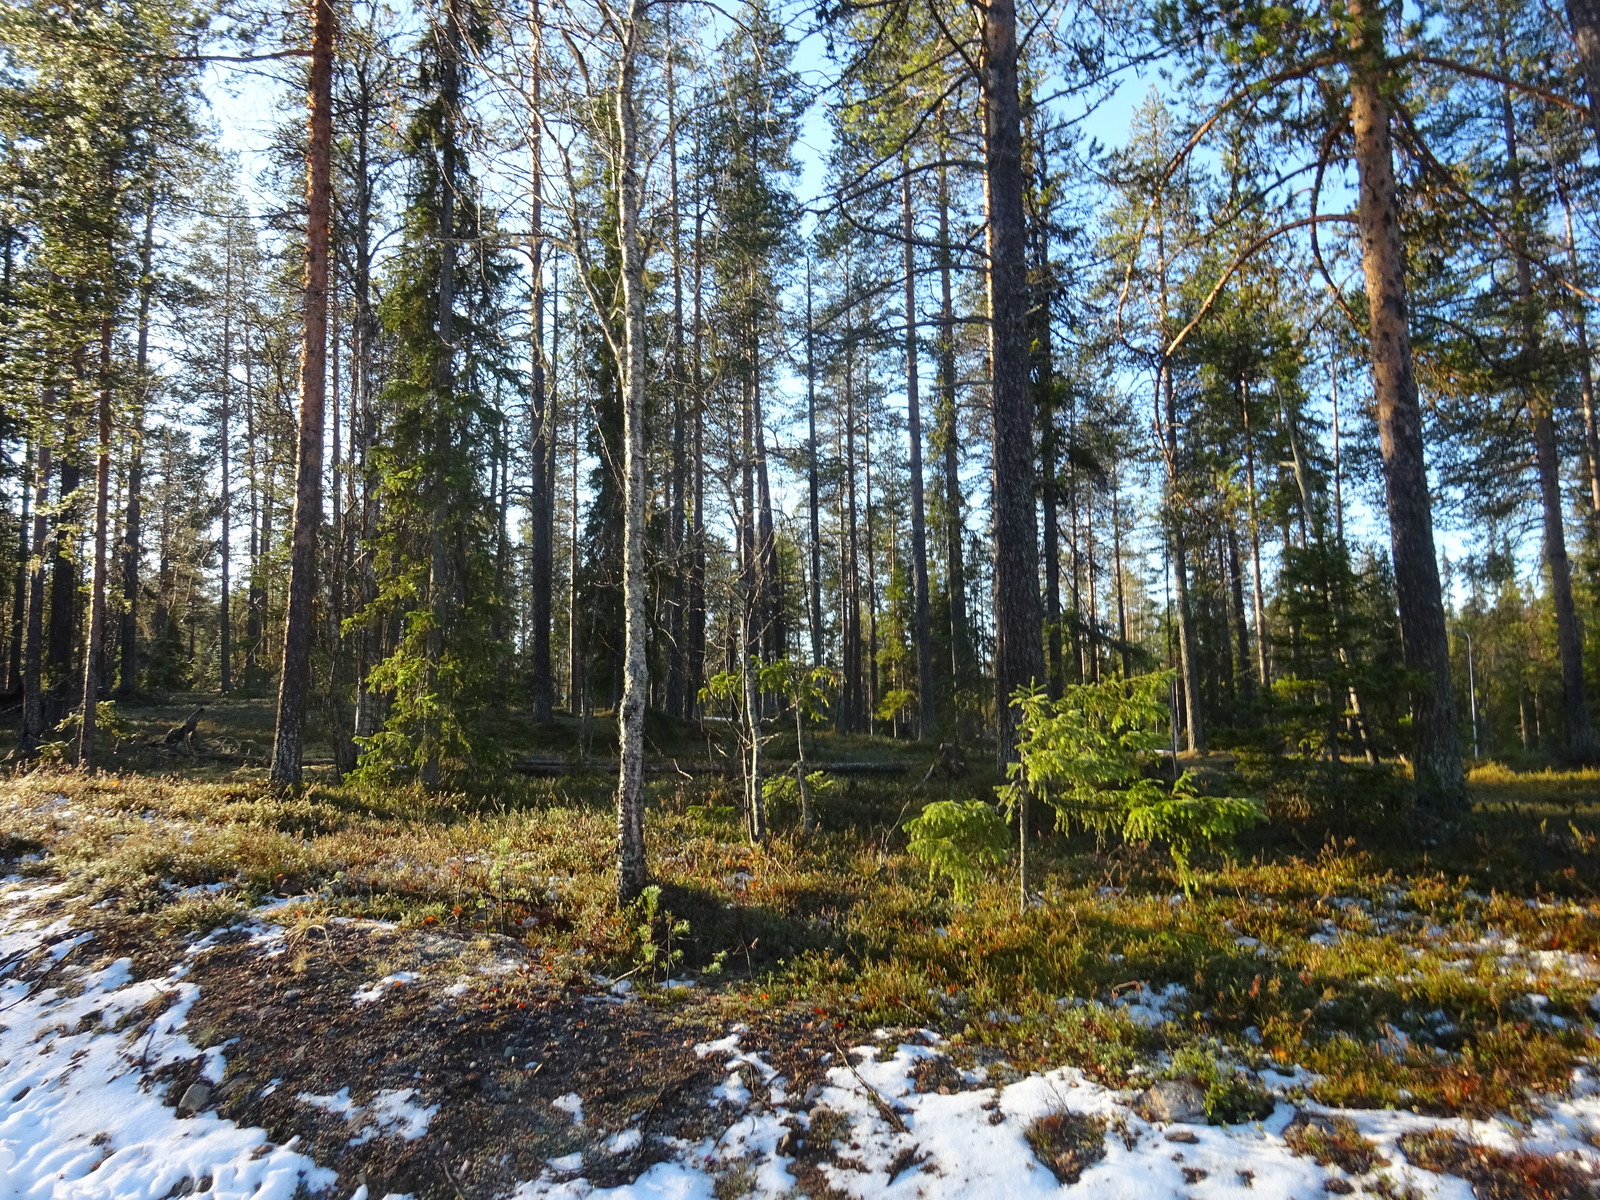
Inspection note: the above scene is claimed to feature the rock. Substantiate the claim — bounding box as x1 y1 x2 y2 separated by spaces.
177 1082 213 1115
776 1130 799 1155
1138 1080 1205 1124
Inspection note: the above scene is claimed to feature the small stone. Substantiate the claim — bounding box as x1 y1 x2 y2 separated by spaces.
1164 1130 1199 1144
1138 1080 1205 1124
776 1130 799 1155
177 1082 213 1115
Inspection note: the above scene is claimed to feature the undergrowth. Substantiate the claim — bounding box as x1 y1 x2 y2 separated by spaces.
1 730 1598 1123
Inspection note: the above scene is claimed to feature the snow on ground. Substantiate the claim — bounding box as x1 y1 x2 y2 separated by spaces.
0 881 400 1200
3 875 1599 1199
513 1028 1600 1200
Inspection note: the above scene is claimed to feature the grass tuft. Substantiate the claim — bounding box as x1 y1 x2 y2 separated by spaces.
1024 1109 1107 1184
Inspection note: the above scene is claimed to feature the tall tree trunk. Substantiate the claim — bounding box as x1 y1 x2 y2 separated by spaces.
1566 0 1600 155
863 378 878 729
421 8 460 790
614 3 649 903
1066 419 1085 682
78 312 114 768
118 200 156 699
47 424 81 726
1227 524 1254 705
1329 346 1347 552
270 0 335 786
741 343 766 843
1348 0 1464 805
664 10 688 718
1041 414 1062 697
685 123 707 718
936 164 971 705
980 0 1042 739
840 341 863 733
806 266 824 668
246 347 263 682
8 440 28 692
901 166 935 738
753 341 781 662
19 434 49 751
1240 380 1270 686
1112 471 1131 679
1162 364 1204 752
528 5 554 723
219 225 234 694
564 265 584 713
1558 185 1600 525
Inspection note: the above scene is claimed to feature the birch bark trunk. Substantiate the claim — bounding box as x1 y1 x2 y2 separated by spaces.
614 0 649 902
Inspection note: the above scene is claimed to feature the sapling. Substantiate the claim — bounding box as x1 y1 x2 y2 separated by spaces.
1000 671 1264 894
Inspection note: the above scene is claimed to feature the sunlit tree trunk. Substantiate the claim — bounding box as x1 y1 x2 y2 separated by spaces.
77 310 114 768
614 0 649 903
1348 0 1463 805
19 432 49 752
901 165 935 737
936 164 971 710
118 199 156 699
271 0 335 786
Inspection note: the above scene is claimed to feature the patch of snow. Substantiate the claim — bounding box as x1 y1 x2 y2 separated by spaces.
506 1031 1600 1200
351 970 420 1005
1113 983 1187 1028
604 1128 643 1155
0 897 337 1200
299 1087 362 1118
553 1092 585 1124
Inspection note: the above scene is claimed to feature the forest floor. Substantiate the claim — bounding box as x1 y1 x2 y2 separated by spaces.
1 699 1600 1198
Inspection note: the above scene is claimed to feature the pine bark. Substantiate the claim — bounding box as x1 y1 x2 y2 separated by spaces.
118 200 156 699
901 167 935 738
1567 0 1600 155
936 166 971 701
1348 0 1464 805
270 0 335 787
980 0 1043 735
1503 99 1595 762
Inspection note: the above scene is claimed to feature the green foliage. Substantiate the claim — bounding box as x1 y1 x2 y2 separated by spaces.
348 5 514 786
631 884 689 979
762 770 834 822
903 799 1011 902
755 659 839 719
55 701 137 748
1170 1045 1276 1125
1004 672 1265 887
